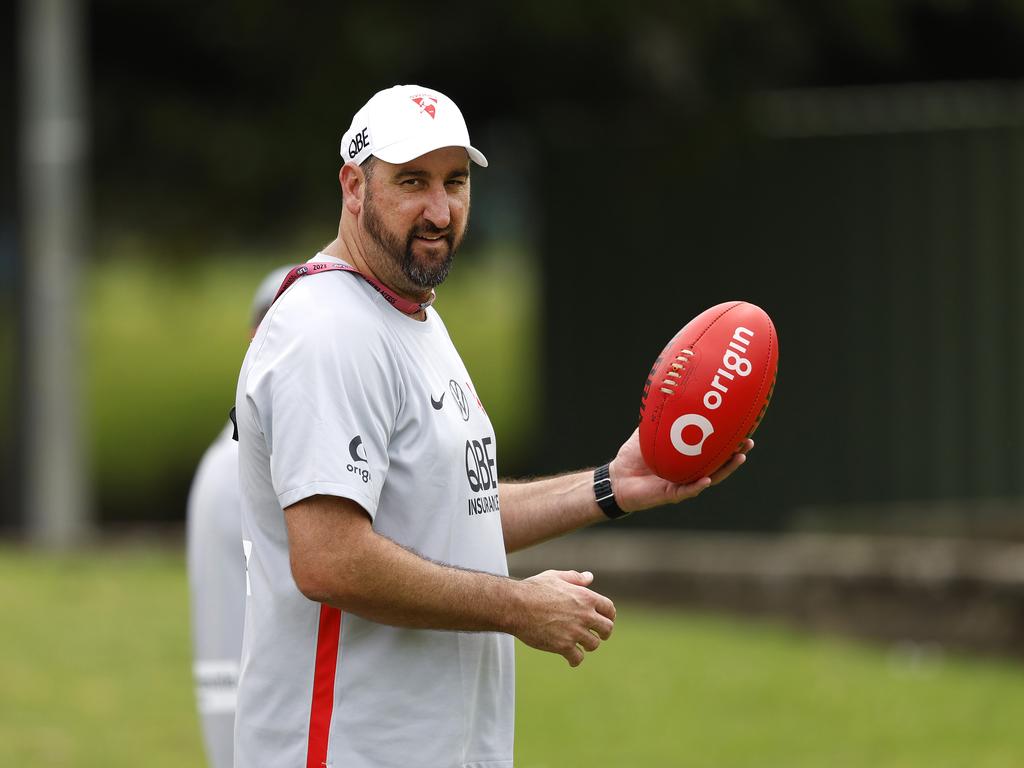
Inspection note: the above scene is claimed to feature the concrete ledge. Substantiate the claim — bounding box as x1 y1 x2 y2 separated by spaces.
509 532 1024 658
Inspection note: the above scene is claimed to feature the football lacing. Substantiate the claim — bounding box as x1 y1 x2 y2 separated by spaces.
660 348 694 395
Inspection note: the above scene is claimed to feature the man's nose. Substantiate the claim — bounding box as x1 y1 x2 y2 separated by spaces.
422 185 451 230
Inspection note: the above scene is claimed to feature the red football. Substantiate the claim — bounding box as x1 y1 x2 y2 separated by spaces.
639 301 778 484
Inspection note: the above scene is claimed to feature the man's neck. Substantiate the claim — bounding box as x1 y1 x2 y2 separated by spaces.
319 236 355 268
320 231 431 321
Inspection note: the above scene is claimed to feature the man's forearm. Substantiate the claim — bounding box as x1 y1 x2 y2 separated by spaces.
498 470 609 553
285 494 616 666
288 496 523 632
332 532 523 630
497 429 754 554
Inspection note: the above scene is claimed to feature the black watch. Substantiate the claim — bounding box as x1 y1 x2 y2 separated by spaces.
593 463 628 519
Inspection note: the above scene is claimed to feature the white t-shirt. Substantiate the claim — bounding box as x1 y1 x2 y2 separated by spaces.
185 421 244 768
234 254 513 768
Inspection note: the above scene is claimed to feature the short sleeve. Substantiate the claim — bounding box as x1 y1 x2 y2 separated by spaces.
245 280 401 518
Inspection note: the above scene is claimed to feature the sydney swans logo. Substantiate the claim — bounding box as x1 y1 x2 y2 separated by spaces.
411 94 438 119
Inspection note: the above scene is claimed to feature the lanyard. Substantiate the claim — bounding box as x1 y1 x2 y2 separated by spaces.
273 261 435 315
232 261 433 441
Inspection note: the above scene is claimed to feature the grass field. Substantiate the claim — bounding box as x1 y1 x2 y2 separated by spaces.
2 546 1023 768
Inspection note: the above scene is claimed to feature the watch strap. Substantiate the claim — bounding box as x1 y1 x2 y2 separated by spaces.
593 463 628 519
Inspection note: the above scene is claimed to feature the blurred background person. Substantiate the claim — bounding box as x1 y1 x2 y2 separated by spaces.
185 265 293 768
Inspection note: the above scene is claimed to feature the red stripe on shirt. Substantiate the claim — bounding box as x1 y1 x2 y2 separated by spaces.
306 604 342 768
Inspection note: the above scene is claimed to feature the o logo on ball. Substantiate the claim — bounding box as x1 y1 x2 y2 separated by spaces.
669 414 715 457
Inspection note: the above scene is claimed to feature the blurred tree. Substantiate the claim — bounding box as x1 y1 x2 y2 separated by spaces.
1 0 16 530
86 0 1024 250
32 0 1024 529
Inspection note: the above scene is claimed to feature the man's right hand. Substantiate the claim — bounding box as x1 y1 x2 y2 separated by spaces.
514 570 615 667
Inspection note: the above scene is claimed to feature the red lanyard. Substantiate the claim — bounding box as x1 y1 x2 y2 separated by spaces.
273 262 435 315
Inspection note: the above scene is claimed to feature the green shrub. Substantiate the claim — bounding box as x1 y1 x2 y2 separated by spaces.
85 246 538 520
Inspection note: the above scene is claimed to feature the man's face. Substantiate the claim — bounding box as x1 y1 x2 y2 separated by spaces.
360 147 471 292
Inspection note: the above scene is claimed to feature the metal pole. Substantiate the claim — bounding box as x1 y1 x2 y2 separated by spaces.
20 0 90 547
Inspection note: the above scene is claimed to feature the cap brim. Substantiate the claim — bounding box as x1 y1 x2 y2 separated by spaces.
374 139 488 168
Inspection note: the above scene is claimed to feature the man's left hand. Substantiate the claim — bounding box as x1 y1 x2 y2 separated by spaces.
609 429 754 514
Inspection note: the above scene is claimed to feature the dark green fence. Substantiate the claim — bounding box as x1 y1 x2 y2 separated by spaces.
538 82 1024 533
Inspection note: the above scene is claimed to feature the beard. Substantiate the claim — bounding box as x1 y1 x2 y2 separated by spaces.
363 195 464 290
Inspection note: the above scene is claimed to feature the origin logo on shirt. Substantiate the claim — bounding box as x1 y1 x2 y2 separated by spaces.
347 436 371 483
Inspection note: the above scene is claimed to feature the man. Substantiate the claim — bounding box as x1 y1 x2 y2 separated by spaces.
233 84 752 768
186 265 294 768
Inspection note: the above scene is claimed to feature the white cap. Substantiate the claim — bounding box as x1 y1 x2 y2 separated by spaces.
340 84 488 168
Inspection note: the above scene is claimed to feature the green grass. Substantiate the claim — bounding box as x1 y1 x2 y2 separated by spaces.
517 610 1024 768
0 547 202 767
2 547 1023 767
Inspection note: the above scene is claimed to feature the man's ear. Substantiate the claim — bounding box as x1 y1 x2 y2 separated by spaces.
340 163 364 215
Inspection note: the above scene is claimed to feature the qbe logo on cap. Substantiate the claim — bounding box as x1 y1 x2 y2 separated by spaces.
347 126 370 160
339 84 488 167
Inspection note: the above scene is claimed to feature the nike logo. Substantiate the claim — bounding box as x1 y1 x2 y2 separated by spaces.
430 392 445 410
